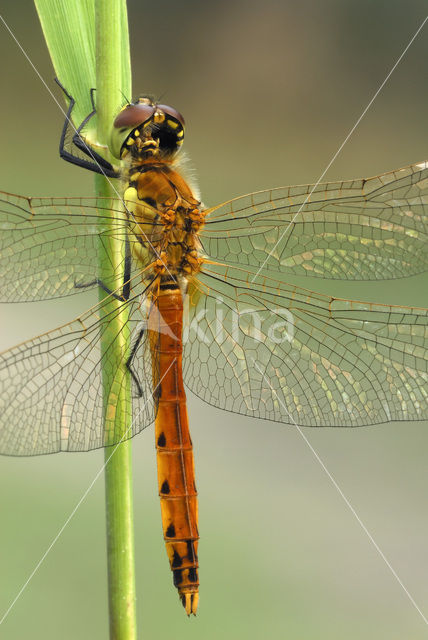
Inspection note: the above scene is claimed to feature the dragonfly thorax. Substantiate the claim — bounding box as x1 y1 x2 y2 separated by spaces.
123 161 206 282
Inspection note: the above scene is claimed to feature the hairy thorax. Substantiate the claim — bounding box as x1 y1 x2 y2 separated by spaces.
122 159 206 282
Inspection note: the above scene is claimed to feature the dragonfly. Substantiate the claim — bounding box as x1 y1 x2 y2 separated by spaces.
0 82 427 616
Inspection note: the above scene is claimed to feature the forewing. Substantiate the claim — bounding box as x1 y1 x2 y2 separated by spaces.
0 192 158 301
183 264 427 426
0 279 155 455
200 161 428 280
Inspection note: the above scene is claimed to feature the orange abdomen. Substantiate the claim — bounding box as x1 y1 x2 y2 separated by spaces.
148 287 199 615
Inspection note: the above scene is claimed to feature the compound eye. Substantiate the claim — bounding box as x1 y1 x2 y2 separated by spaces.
158 104 185 128
113 103 155 129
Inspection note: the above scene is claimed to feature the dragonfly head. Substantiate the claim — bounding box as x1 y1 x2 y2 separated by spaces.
110 97 185 162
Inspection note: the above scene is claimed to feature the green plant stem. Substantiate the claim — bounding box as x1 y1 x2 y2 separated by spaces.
95 1 136 638
103 431 136 640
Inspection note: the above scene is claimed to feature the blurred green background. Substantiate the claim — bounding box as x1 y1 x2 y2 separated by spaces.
0 1 427 638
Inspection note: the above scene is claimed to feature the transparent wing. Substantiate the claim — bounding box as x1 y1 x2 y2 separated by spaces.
0 191 160 301
200 161 428 280
0 277 155 455
183 264 427 426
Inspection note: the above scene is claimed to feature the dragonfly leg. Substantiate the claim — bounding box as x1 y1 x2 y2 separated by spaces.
74 279 127 300
126 328 145 397
74 237 132 299
55 77 120 178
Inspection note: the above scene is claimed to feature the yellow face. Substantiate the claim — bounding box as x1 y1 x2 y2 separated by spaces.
109 97 185 161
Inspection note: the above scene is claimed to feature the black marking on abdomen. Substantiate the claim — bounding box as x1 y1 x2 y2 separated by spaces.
173 569 183 587
188 567 198 583
166 523 176 538
186 540 194 559
161 479 170 494
172 550 183 568
159 282 179 291
157 432 166 447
